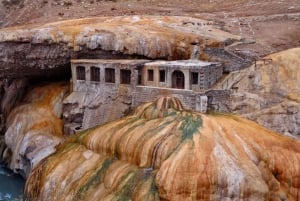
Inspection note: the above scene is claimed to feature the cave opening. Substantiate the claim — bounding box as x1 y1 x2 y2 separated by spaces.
0 63 72 136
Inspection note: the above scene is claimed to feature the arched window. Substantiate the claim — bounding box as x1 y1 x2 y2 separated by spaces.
172 70 185 89
90 66 100 82
76 66 85 80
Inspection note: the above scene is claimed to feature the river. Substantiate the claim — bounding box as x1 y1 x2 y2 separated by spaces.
0 164 24 201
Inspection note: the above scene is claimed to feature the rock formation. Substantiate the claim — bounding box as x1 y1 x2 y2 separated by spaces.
25 97 300 201
4 83 68 177
0 15 245 79
0 78 28 120
230 48 300 138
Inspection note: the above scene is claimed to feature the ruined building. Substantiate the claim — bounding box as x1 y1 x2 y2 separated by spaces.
63 59 224 134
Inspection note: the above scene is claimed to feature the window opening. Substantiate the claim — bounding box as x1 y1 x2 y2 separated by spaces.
148 69 154 81
172 70 185 89
191 72 198 85
105 68 115 83
120 69 131 84
159 70 165 82
137 68 142 85
90 66 100 82
76 66 86 80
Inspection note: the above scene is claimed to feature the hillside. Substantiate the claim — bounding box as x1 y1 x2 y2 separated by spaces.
0 15 244 78
1 0 300 58
230 48 300 138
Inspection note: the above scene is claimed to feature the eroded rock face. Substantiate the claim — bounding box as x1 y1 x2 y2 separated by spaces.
25 97 300 201
230 48 300 138
0 15 243 78
4 83 68 177
0 78 28 119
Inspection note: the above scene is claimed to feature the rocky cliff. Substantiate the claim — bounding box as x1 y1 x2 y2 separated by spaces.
230 48 300 138
25 97 300 201
3 83 68 177
0 15 245 79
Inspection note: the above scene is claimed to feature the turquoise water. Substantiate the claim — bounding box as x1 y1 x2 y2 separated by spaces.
0 164 24 201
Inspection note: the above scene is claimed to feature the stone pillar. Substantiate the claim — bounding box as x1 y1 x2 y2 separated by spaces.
71 65 77 92
154 68 159 87
195 95 208 113
115 68 120 85
183 70 190 90
132 69 138 88
100 65 105 83
86 65 90 82
166 68 172 88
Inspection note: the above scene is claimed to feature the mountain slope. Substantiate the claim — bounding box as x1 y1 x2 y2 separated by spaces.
231 48 300 138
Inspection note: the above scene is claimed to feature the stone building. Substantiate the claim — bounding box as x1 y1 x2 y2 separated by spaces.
64 59 223 134
142 60 222 91
70 59 149 93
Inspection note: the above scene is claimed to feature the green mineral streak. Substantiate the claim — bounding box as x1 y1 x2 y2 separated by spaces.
112 170 160 201
73 158 115 201
113 170 137 201
52 143 78 156
113 169 157 201
180 115 202 140
149 177 158 197
76 128 95 143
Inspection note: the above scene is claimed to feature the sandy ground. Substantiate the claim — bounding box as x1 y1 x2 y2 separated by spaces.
0 0 300 57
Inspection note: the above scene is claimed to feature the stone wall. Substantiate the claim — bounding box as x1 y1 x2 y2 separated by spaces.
198 63 223 90
132 86 208 113
64 85 210 134
64 84 134 133
64 59 226 133
204 47 251 72
143 61 223 91
205 89 231 112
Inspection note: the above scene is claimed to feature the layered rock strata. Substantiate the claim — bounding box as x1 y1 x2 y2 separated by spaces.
25 97 300 201
0 15 244 78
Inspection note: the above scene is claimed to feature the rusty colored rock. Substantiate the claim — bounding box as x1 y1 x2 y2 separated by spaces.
25 96 300 201
230 48 300 138
4 82 68 177
0 15 243 78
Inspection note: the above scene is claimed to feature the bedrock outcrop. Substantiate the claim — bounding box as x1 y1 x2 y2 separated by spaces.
25 97 300 201
0 15 244 78
4 82 68 177
230 48 300 138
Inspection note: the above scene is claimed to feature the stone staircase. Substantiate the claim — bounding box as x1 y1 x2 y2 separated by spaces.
213 70 244 90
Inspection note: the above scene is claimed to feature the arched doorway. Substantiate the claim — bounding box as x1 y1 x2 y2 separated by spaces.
172 70 185 89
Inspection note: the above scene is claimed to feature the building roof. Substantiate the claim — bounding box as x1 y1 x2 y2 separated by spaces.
71 59 221 69
145 60 220 68
71 59 150 66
